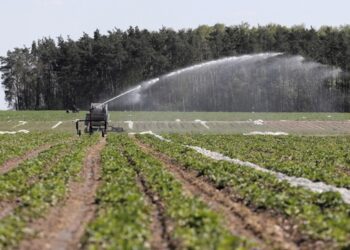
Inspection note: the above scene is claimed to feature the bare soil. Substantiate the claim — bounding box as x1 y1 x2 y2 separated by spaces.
0 200 20 220
335 164 350 176
18 138 105 250
134 137 304 250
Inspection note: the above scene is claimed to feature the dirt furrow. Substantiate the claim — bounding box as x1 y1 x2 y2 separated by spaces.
26 142 80 186
123 148 177 250
134 138 299 250
0 144 53 175
0 143 78 220
18 138 105 250
0 201 19 220
135 173 176 250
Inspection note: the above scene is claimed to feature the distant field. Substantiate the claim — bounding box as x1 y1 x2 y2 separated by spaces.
1 110 350 135
1 110 350 121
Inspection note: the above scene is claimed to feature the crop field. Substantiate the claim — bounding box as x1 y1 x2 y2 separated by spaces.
1 110 350 135
0 111 350 249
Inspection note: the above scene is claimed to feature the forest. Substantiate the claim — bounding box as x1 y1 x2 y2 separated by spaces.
1 23 350 111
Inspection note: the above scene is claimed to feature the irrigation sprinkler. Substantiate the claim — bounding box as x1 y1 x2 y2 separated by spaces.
74 86 142 136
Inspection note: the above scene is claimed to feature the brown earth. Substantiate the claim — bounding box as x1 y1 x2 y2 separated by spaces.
0 200 19 220
18 138 105 250
335 164 350 176
133 137 307 250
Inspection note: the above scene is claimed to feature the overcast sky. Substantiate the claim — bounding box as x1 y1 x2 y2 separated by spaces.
1 0 350 110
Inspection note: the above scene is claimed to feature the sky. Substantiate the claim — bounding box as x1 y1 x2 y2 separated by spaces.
1 0 350 110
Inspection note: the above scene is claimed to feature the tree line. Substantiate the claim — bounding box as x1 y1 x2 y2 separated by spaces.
1 23 350 110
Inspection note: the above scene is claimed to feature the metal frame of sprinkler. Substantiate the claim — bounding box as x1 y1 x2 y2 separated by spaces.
75 85 141 137
75 103 110 137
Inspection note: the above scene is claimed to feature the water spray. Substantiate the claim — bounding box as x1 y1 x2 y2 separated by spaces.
74 53 284 136
88 53 281 116
74 52 343 136
98 85 142 107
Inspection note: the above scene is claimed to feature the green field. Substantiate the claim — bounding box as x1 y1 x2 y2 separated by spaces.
1 110 350 121
1 111 350 135
1 111 350 249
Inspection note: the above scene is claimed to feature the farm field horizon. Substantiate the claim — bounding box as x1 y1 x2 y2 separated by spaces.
1 110 350 135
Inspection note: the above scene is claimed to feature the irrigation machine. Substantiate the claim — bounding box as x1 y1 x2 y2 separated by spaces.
75 103 123 137
74 85 142 136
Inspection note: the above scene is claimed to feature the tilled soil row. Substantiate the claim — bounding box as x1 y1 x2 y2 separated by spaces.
0 137 77 175
134 138 300 250
135 173 177 250
0 141 79 221
18 138 105 250
0 144 53 175
124 152 178 250
0 201 19 220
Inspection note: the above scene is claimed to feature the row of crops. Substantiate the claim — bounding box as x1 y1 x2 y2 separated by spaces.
0 132 72 165
1 132 350 249
138 134 350 249
165 135 350 188
0 133 251 249
0 133 98 248
84 134 251 249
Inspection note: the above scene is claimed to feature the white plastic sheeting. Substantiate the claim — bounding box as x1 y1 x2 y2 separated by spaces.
145 132 350 205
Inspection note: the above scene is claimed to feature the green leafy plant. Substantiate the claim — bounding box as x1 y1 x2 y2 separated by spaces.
0 135 98 249
138 134 350 248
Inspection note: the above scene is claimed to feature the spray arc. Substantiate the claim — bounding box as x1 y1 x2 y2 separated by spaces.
118 53 344 112
74 53 283 136
75 52 335 135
